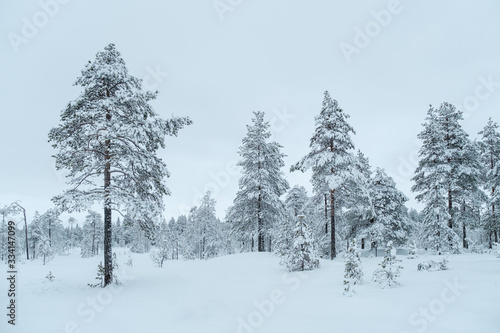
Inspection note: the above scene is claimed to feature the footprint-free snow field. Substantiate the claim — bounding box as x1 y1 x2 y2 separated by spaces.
1 250 499 333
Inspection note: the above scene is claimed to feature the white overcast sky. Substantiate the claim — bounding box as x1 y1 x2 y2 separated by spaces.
1 0 499 224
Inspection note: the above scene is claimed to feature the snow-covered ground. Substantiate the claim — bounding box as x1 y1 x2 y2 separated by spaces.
1 249 499 333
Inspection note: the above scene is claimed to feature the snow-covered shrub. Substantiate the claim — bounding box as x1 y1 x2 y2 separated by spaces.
418 261 435 271
285 215 319 272
343 239 363 296
45 271 55 282
438 254 449 270
126 255 133 267
88 262 105 288
407 241 418 259
418 256 449 271
372 241 402 288
150 247 169 267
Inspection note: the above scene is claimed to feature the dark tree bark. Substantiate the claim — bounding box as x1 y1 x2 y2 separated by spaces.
104 166 112 286
257 192 265 252
324 193 328 234
330 189 336 259
462 202 468 249
48 218 52 247
103 105 113 286
15 204 29 260
92 220 96 255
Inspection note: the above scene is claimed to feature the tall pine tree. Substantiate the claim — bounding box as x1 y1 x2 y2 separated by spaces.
291 91 357 259
479 118 500 245
228 111 289 252
48 44 191 286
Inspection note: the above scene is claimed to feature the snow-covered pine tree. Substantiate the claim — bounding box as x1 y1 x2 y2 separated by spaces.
344 150 374 249
291 91 358 259
28 211 43 259
67 216 77 249
81 211 104 258
183 207 199 259
407 241 418 259
455 140 485 249
343 238 363 296
37 236 53 265
412 105 460 254
228 111 289 252
479 118 500 246
38 209 64 253
129 218 150 254
285 215 320 272
150 220 170 267
372 241 403 288
437 103 482 245
48 44 192 286
114 217 124 247
197 192 222 259
364 168 412 255
275 186 310 264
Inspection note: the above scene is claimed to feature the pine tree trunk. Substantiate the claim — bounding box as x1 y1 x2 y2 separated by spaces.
463 222 467 249
257 192 265 252
48 219 52 247
92 221 96 255
103 140 113 286
448 190 453 242
22 208 29 260
330 189 336 259
324 193 328 234
462 203 467 248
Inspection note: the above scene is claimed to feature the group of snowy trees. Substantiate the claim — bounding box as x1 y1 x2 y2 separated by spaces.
228 92 415 261
2 43 499 286
412 103 500 253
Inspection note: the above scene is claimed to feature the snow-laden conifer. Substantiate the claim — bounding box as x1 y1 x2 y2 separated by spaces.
372 241 403 288
228 111 289 252
343 238 363 296
285 215 319 271
49 44 191 285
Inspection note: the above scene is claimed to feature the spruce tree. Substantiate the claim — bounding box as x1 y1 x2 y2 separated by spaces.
412 104 460 253
48 44 191 286
372 241 403 288
285 215 320 272
479 118 500 245
276 186 311 264
364 168 412 255
343 238 363 296
81 211 104 258
291 91 357 259
228 111 289 252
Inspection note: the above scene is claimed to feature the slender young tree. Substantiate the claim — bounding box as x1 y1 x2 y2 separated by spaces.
48 44 192 286
291 91 357 259
228 111 289 252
